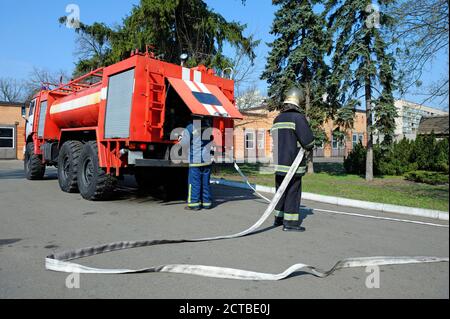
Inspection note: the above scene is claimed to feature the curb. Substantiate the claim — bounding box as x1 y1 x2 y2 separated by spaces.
211 178 449 221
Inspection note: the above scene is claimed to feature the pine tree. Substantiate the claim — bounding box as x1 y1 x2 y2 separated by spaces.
60 0 257 75
261 0 331 173
325 0 398 181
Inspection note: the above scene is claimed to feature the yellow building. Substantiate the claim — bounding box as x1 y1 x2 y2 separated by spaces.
0 101 27 160
233 105 367 162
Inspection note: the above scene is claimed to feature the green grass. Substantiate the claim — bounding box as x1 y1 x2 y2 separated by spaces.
213 163 449 212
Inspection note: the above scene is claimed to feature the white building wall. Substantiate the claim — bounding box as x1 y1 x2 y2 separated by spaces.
394 100 448 141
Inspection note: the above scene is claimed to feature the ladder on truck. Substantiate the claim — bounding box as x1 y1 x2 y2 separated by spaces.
47 68 104 96
145 68 165 140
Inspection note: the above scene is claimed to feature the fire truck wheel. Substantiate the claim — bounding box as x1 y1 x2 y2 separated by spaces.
77 141 117 201
57 140 83 193
24 142 45 180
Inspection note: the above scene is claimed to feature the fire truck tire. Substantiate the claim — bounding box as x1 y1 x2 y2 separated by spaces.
77 141 117 201
24 142 45 180
57 141 83 193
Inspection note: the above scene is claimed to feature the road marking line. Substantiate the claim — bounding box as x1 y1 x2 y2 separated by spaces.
312 208 449 228
232 162 449 228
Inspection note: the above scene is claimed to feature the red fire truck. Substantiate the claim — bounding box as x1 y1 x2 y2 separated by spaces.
24 50 242 201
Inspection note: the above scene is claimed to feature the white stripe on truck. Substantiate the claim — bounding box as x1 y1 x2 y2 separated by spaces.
182 68 228 117
50 92 101 114
195 82 229 117
182 67 191 81
194 70 202 83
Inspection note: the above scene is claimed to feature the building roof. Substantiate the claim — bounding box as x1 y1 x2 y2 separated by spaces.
242 104 367 115
395 99 449 115
418 115 449 136
0 101 23 107
239 111 268 118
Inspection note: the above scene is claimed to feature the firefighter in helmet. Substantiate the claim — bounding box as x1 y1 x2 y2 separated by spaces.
271 86 315 232
180 115 214 211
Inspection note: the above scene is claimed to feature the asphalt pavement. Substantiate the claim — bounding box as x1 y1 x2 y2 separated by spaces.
0 160 448 298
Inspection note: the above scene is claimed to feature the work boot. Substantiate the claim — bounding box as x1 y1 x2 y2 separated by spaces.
185 206 201 211
274 217 284 227
283 225 306 232
202 203 213 210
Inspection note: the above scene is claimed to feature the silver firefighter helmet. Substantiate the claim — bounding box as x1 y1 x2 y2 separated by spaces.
283 86 305 108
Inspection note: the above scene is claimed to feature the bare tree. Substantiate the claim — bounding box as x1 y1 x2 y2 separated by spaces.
230 46 260 97
235 84 265 110
23 67 71 101
74 32 110 62
392 0 449 106
0 78 26 102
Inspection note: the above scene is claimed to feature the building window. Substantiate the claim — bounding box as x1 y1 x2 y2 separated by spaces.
352 133 364 146
0 127 14 149
332 136 344 149
257 130 265 150
245 130 255 149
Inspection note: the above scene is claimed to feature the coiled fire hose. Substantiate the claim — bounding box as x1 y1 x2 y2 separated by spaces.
45 149 449 280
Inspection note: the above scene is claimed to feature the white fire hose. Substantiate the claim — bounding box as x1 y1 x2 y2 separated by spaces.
45 149 448 280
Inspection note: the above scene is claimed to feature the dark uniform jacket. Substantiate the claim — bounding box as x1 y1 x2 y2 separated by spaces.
271 108 315 176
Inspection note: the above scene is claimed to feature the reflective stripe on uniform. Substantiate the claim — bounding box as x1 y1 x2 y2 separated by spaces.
284 213 299 221
189 162 212 167
274 210 284 218
274 165 306 174
188 203 201 207
271 122 296 132
202 203 212 207
188 184 192 203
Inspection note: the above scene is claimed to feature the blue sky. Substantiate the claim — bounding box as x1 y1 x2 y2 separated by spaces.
0 0 447 109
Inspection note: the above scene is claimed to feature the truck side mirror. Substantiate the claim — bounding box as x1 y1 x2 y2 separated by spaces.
21 105 27 120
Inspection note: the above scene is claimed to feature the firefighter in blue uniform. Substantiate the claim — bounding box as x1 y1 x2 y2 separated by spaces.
180 116 214 211
272 87 315 232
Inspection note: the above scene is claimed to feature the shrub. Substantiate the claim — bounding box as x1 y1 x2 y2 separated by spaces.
434 138 449 173
344 142 365 175
344 136 449 176
344 142 413 176
405 171 449 185
411 134 449 172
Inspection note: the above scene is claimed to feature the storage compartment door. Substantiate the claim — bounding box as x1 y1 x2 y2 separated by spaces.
167 77 242 119
104 68 135 139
